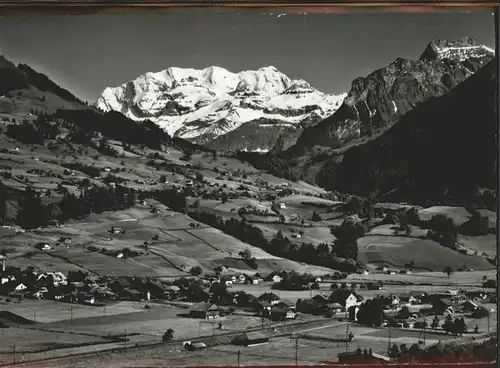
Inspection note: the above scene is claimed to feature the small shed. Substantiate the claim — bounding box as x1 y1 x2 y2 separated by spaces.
232 331 269 346
188 303 222 319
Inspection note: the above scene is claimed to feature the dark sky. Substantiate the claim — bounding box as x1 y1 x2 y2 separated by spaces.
0 8 495 102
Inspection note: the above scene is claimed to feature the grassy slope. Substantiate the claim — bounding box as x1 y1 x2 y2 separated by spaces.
358 237 494 271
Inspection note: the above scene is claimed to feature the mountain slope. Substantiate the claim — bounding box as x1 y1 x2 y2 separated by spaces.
329 58 497 204
284 38 494 156
0 56 86 116
95 66 346 151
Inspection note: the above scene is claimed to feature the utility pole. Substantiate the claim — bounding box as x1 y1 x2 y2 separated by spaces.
11 345 16 364
237 349 241 366
1 327 4 365
295 337 299 366
387 326 392 354
70 306 73 321
345 324 349 352
487 312 490 333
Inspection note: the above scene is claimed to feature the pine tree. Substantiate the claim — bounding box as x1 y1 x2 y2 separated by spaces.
388 344 400 358
0 182 7 224
453 317 467 336
431 315 440 331
442 314 455 334
17 187 48 229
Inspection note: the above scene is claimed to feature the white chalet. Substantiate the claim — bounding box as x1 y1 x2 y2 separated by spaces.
345 292 364 312
272 275 283 283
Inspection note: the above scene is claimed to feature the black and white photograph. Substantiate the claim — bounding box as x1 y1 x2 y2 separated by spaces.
0 5 497 367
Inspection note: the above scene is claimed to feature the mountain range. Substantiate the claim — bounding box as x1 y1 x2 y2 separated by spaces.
237 38 496 205
282 37 494 156
95 66 346 152
0 37 496 207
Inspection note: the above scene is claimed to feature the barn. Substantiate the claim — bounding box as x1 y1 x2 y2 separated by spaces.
231 331 269 346
188 303 222 319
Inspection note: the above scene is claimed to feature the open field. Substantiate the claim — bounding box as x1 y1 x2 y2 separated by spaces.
0 327 111 353
0 299 146 323
30 304 287 342
0 127 495 277
1 202 332 277
357 236 495 272
458 234 497 257
346 270 496 286
418 206 497 229
366 224 429 238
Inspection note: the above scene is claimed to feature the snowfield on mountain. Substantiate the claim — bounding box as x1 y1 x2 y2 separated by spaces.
95 66 346 150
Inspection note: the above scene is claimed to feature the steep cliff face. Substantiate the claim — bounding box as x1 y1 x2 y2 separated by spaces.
325 59 497 204
285 38 494 155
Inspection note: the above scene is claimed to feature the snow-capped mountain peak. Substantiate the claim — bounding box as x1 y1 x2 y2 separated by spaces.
95 66 346 149
420 37 494 62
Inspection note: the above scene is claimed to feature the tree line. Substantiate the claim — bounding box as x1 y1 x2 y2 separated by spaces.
187 210 361 272
12 184 136 229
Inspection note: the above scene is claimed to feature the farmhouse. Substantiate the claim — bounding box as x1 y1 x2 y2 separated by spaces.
462 300 479 312
329 290 364 311
188 303 223 319
272 275 283 283
432 298 454 313
164 285 181 298
389 295 400 306
255 300 272 313
232 331 269 346
120 288 143 301
345 292 364 311
274 300 295 309
31 288 48 299
398 293 419 305
466 291 488 300
310 294 329 307
14 282 27 291
270 306 296 321
37 272 67 286
110 227 124 234
324 303 343 313
246 275 263 285
237 274 247 284
258 293 280 305
258 272 281 283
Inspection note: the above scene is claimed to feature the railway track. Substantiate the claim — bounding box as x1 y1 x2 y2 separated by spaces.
0 318 336 367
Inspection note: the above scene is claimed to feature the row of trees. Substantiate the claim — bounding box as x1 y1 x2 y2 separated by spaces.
271 272 316 291
387 337 497 363
442 315 468 335
188 210 360 272
14 185 136 229
51 109 169 150
0 182 7 225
